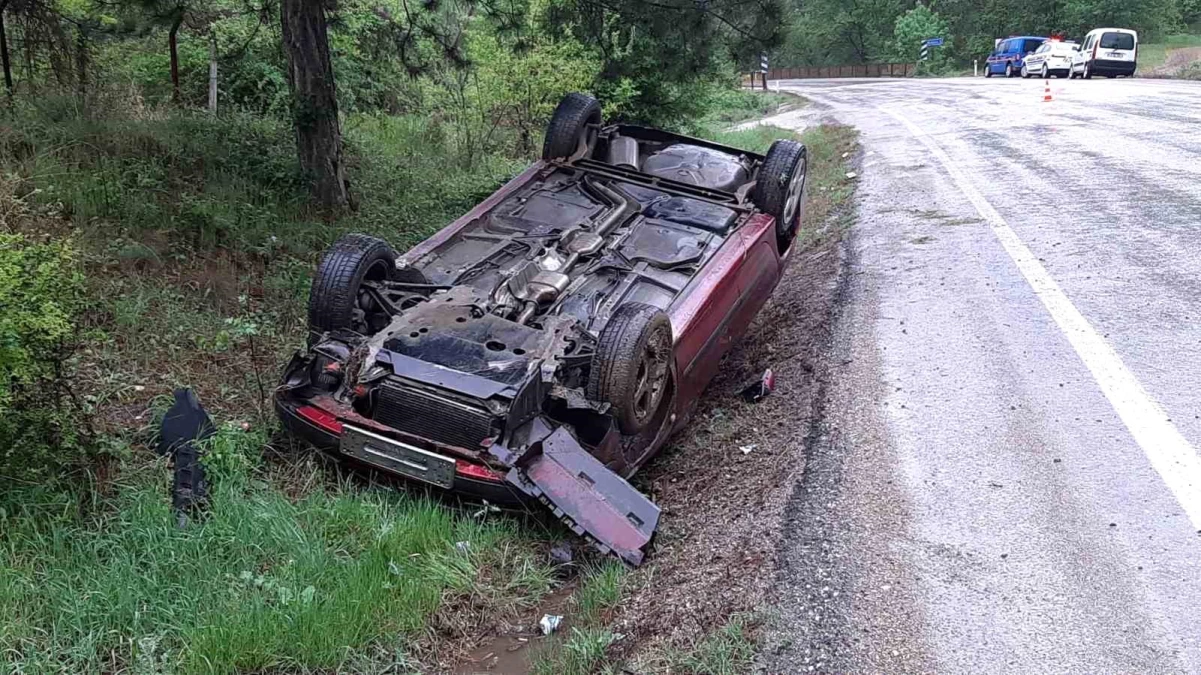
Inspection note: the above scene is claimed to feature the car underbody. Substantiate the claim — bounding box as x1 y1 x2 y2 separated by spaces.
277 94 808 565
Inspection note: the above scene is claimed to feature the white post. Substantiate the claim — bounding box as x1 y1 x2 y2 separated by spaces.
974 60 978 77
208 33 218 114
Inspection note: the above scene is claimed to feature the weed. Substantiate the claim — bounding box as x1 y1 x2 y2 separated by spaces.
0 471 554 673
668 615 758 675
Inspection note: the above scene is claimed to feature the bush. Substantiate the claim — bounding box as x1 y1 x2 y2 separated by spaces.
0 223 88 479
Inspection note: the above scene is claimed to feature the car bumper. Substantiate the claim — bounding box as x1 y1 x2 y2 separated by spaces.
275 395 530 505
1091 59 1136 75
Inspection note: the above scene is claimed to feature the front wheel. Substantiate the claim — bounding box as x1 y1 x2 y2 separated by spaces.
1042 65 1050 79
308 234 397 335
752 139 808 254
1021 64 1030 78
588 303 673 435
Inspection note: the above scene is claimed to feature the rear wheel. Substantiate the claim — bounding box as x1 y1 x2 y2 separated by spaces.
308 234 397 335
1084 63 1093 79
1006 63 1014 77
984 65 993 78
542 93 602 161
753 140 808 254
588 303 673 435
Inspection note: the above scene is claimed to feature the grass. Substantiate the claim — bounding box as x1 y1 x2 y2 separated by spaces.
0 425 556 672
662 615 758 675
1137 33 1201 74
529 561 628 675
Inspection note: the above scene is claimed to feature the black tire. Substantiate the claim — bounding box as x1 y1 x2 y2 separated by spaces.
588 303 673 435
1084 63 1093 79
752 139 808 253
984 65 993 78
308 233 397 334
542 93 602 161
1006 63 1015 78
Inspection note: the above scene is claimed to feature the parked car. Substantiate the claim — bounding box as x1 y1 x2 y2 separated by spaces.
1022 39 1079 78
275 93 809 565
985 36 1047 78
1070 28 1138 78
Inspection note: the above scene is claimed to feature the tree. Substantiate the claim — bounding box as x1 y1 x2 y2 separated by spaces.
891 2 950 70
281 0 349 210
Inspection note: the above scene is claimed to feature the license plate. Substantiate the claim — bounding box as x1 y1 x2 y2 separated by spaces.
340 426 456 489
1107 51 1126 59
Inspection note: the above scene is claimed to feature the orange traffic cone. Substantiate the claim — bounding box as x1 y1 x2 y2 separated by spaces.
1042 81 1053 103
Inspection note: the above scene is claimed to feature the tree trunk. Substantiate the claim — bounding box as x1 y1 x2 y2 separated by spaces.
208 32 217 113
280 0 349 210
0 0 13 98
169 14 182 104
75 29 88 100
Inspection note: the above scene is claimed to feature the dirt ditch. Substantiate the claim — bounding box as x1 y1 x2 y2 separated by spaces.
611 165 860 667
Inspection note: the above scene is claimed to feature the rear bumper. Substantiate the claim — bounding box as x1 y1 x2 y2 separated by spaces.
275 395 529 505
1091 59 1136 75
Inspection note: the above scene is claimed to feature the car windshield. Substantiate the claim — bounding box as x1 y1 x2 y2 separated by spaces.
1100 32 1135 50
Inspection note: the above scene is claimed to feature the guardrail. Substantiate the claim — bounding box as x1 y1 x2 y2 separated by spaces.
743 63 915 84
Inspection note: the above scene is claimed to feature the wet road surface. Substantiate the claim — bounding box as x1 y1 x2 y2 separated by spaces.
764 77 1201 673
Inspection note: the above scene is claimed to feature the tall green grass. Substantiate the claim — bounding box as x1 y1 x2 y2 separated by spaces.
0 429 554 673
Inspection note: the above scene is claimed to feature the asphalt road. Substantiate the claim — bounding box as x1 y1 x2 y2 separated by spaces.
764 76 1201 673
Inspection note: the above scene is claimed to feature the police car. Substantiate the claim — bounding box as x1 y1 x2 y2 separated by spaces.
1022 39 1080 79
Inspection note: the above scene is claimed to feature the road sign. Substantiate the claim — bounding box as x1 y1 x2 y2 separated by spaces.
924 37 945 47
760 53 769 73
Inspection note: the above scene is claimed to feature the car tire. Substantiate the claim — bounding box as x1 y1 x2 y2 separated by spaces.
542 92 602 161
1021 64 1029 78
752 139 808 253
308 233 397 335
588 303 673 436
984 65 993 78
1042 65 1050 79
1084 63 1093 79
1006 64 1014 77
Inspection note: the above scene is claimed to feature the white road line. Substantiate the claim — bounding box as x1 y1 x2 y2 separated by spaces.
880 105 1201 530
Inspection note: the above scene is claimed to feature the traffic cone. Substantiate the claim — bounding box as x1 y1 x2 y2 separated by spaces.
1042 81 1053 103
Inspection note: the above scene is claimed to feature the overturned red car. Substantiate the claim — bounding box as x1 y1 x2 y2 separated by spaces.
276 93 808 565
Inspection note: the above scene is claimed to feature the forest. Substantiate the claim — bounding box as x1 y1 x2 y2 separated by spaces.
779 0 1201 68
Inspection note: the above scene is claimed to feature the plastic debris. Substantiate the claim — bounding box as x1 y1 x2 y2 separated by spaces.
845 171 858 179
740 368 775 402
539 614 563 635
739 444 758 455
455 541 472 555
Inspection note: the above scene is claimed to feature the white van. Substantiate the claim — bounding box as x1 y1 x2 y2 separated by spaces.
1069 28 1138 79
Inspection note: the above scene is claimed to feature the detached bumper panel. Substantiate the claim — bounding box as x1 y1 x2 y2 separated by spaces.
341 425 456 489
507 427 660 566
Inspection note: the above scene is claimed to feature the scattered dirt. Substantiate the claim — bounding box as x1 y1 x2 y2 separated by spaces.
609 207 855 664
